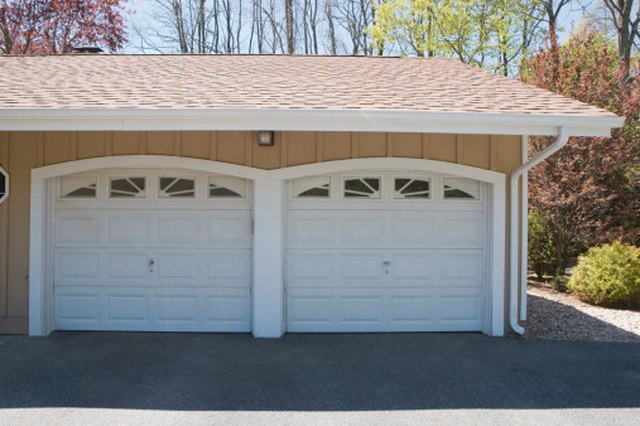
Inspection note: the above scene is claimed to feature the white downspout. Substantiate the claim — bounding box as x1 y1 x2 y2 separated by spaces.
520 135 529 321
509 126 570 334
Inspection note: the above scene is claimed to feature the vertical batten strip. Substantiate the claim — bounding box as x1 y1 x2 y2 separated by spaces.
455 134 463 164
316 132 324 162
209 131 217 160
0 133 8 317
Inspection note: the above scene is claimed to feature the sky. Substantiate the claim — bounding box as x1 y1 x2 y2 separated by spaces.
122 0 596 54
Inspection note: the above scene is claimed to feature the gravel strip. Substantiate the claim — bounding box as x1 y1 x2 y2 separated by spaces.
524 284 640 343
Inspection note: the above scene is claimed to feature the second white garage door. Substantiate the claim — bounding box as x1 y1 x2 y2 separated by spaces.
53 169 252 332
286 171 488 332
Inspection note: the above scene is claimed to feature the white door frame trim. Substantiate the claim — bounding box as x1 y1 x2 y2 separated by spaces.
29 155 505 337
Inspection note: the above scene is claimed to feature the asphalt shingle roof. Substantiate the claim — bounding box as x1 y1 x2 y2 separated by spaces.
0 54 618 117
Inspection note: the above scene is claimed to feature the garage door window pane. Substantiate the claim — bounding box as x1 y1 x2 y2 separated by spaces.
443 177 479 200
293 176 331 198
110 177 146 198
344 177 381 198
159 177 196 198
61 176 97 198
209 175 246 198
394 178 430 199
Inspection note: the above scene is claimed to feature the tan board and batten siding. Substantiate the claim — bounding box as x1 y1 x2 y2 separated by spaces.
0 131 522 318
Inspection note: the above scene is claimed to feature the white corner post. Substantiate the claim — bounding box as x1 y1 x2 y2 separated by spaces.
252 178 286 338
28 175 49 336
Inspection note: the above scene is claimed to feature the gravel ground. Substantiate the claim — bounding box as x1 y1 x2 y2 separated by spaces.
524 284 640 343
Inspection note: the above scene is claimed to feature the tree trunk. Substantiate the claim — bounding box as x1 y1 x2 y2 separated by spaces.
172 0 188 53
285 0 294 54
548 16 559 89
602 0 638 87
325 1 337 55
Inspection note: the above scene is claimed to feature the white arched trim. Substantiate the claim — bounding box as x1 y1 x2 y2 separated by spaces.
31 155 271 181
29 155 505 336
271 157 505 184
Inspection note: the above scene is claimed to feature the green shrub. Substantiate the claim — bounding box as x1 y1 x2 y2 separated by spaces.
528 210 559 280
551 274 569 292
567 242 640 308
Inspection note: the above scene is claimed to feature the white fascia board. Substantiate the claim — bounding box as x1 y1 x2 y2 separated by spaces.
0 108 625 136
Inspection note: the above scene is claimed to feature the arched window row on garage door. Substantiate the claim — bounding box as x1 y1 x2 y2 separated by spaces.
290 172 481 203
59 171 249 200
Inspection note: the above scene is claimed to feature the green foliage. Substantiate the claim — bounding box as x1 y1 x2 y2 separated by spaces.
528 210 559 280
551 274 568 292
567 242 640 308
370 0 543 75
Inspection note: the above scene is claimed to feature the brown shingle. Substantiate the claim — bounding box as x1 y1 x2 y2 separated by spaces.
0 54 618 117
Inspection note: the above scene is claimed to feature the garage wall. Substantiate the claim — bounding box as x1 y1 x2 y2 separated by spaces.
0 130 522 318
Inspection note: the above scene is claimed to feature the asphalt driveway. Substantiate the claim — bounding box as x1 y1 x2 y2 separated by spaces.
0 332 639 423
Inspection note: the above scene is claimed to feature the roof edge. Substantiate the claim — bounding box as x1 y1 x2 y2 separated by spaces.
0 108 624 137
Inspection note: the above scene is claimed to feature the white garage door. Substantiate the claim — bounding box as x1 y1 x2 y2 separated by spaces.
286 171 488 332
52 169 252 332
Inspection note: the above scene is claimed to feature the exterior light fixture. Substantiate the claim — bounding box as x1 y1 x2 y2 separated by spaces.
257 131 275 146
0 166 8 204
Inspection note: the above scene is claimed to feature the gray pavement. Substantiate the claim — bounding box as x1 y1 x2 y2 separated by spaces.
0 332 639 424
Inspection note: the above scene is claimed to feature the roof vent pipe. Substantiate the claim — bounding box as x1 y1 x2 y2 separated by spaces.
72 47 103 54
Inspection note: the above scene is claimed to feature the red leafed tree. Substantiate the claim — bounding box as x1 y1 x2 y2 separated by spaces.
0 0 128 54
521 30 640 269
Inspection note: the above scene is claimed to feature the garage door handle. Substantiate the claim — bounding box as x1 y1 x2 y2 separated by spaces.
148 258 155 273
382 261 391 267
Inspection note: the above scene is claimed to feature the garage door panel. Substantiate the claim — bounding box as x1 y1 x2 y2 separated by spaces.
287 252 335 284
206 251 251 282
106 295 149 322
107 214 150 245
389 215 435 247
388 252 435 283
342 253 386 283
56 214 101 245
287 295 335 326
155 253 200 281
339 296 384 323
439 294 482 322
55 286 251 331
203 295 251 322
289 210 485 250
155 214 200 245
341 214 386 246
288 287 482 332
388 295 434 323
107 252 150 280
55 251 100 282
56 293 101 322
439 251 484 284
287 213 335 247
156 295 199 322
205 211 252 248
439 212 485 248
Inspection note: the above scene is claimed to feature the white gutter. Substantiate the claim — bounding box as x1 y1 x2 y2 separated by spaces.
509 126 570 335
0 108 624 136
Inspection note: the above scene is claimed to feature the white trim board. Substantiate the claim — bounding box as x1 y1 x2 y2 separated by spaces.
29 155 506 337
0 108 624 136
